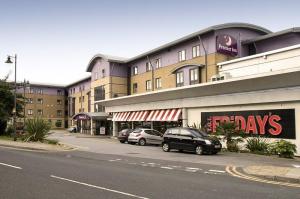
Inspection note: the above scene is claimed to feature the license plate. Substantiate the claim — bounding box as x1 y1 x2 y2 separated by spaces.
215 145 221 149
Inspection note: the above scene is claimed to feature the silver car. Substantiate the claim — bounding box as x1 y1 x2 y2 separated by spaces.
128 128 163 146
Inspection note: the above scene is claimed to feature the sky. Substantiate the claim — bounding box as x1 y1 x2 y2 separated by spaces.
1 0 300 85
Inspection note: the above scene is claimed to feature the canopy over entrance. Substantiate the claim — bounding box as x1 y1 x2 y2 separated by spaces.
72 112 110 120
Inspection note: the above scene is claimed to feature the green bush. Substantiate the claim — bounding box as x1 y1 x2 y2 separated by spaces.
24 118 51 142
5 125 14 136
227 141 240 152
269 140 297 158
246 137 269 154
55 120 62 128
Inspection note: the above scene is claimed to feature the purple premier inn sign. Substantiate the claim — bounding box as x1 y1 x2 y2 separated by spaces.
216 34 238 56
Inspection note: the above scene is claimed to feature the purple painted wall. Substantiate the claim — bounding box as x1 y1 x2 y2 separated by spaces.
109 62 128 77
253 33 300 53
127 28 265 76
91 58 110 81
17 86 65 95
68 79 91 94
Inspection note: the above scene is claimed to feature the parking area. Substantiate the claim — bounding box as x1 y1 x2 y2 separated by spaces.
48 130 300 168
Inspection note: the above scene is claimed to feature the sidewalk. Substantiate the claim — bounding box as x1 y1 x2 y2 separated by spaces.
0 139 73 152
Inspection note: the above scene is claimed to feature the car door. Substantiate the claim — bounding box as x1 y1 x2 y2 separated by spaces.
144 130 156 144
164 128 180 149
178 129 195 151
151 130 163 144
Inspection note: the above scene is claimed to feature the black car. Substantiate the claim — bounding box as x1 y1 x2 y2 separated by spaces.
162 127 222 155
117 129 134 143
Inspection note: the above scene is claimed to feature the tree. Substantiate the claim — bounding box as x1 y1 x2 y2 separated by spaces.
0 76 24 135
216 121 245 152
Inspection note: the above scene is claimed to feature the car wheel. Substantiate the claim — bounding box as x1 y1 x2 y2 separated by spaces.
138 138 146 146
162 143 170 152
119 140 125 143
195 145 203 155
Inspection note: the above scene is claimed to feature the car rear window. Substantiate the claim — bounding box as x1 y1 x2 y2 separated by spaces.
132 129 142 133
166 128 179 135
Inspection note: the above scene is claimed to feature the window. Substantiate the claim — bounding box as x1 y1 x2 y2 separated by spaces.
73 88 75 93
82 108 85 112
37 109 43 115
94 86 105 101
146 80 152 91
82 96 85 102
57 99 62 105
155 78 162 89
27 98 33 104
37 98 43 104
102 69 105 77
176 71 184 87
133 66 138 75
192 45 200 58
94 72 98 80
166 128 179 135
27 109 33 115
180 129 193 137
94 103 105 112
79 97 81 103
57 90 63 95
178 50 186 62
79 108 82 112
155 58 161 68
29 88 34 94
190 68 199 85
146 62 151 72
133 83 138 93
57 110 62 116
37 89 43 94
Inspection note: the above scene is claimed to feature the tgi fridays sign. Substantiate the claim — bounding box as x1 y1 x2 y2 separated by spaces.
216 34 238 56
201 109 296 139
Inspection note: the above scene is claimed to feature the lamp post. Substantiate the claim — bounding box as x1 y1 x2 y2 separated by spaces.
5 54 17 141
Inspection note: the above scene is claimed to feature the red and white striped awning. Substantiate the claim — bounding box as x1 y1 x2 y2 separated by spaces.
112 112 131 121
146 108 182 121
127 111 149 121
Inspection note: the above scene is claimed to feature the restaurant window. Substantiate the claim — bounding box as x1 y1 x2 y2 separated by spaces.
155 78 162 89
133 83 138 93
178 50 186 62
192 45 200 58
190 68 199 85
146 80 152 91
27 109 33 115
37 98 43 104
155 58 161 68
176 71 184 87
133 66 138 75
146 62 151 72
94 86 105 101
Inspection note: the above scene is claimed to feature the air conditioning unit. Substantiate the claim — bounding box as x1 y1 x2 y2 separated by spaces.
211 73 231 82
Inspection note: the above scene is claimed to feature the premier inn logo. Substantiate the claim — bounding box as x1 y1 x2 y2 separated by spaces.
216 34 238 56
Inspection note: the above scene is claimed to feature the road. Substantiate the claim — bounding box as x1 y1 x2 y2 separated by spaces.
0 147 299 199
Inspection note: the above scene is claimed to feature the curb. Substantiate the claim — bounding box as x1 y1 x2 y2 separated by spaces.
0 143 74 152
240 167 300 184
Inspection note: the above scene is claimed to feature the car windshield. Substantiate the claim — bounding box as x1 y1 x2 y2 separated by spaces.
132 129 142 133
190 129 208 137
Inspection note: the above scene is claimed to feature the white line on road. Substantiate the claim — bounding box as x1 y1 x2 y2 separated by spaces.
208 169 226 173
186 167 201 170
0 162 22 170
160 166 173 170
50 175 150 199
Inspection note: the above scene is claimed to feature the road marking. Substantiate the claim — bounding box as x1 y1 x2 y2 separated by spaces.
226 166 300 188
0 162 22 169
186 167 201 170
160 166 173 170
292 164 300 168
50 175 150 199
108 159 122 162
209 169 226 173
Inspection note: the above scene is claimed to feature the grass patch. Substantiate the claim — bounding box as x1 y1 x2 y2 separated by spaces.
44 139 59 145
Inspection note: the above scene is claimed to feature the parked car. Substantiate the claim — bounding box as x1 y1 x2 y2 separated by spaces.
67 126 77 133
128 128 163 146
117 129 134 143
162 127 222 155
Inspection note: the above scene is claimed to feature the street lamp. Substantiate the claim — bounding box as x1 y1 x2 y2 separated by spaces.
5 54 17 141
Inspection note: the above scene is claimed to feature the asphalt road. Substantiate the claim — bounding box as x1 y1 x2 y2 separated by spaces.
0 147 299 199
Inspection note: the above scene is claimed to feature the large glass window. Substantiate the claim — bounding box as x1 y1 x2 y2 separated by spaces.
146 80 152 91
176 71 184 87
190 68 199 85
94 86 105 101
178 50 186 62
192 45 200 58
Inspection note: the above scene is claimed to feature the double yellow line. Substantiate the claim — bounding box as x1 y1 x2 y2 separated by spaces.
226 165 300 188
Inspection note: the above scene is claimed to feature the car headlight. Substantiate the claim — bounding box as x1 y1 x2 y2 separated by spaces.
204 140 212 145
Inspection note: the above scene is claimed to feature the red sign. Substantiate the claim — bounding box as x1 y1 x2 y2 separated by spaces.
201 109 295 139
